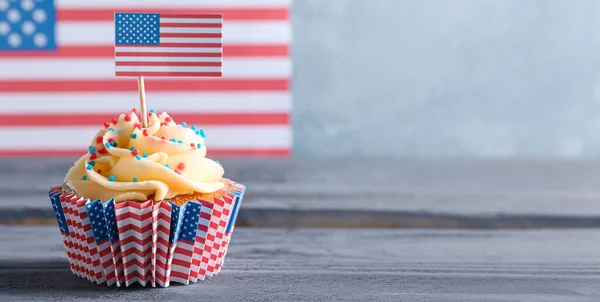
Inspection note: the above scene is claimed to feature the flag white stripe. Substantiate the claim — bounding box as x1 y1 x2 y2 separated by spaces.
115 56 222 62
115 66 221 72
0 58 290 78
158 37 221 43
115 47 222 53
159 18 222 24
57 0 291 8
0 126 291 149
0 93 291 113
58 22 291 45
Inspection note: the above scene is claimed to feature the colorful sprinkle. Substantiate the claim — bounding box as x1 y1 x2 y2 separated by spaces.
215 160 220 164
96 169 102 174
165 164 171 169
103 121 110 128
98 148 108 154
130 133 137 139
177 162 186 170
95 136 103 144
89 146 96 154
197 143 202 149
150 109 155 114
191 125 197 131
104 142 110 149
171 138 176 142
199 129 206 138
89 161 96 166
165 117 173 123
130 147 135 151
181 122 187 128
131 108 137 113
124 114 131 122
174 170 181 175
143 129 148 136
107 137 115 142
161 136 166 140
108 128 114 132
89 153 97 160
131 149 139 156
142 152 148 158
109 175 115 181
133 177 138 182
190 143 195 148
86 165 92 170
177 140 182 144
111 118 118 124
134 123 142 130
82 175 87 180
110 141 116 147
135 154 141 160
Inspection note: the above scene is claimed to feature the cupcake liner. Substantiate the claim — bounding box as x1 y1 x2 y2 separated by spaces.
48 183 246 287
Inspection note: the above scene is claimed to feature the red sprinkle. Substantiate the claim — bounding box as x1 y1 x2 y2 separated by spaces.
124 114 131 122
131 149 140 156
177 162 186 170
111 118 118 124
107 137 115 143
95 136 103 144
131 108 137 113
96 169 102 174
98 148 108 154
174 170 181 175
190 143 195 148
142 129 148 136
165 117 172 122
134 123 142 130
161 136 166 140
89 153 97 160
103 121 110 128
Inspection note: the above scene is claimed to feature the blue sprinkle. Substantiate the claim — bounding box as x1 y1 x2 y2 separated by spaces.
199 129 206 138
89 146 96 154
109 175 115 181
108 128 114 132
191 125 197 131
130 147 135 151
197 143 202 149
150 109 156 113
104 142 111 149
177 140 182 144
110 141 116 147
89 161 96 166
215 160 220 164
86 165 92 170
171 138 176 142
135 154 141 160
130 133 137 139
165 164 171 169
142 152 148 158
133 178 138 182
82 175 88 180
181 122 187 128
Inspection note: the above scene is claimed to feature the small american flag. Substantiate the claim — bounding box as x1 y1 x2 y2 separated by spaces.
114 12 222 77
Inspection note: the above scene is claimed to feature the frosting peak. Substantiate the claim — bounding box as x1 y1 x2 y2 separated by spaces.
65 110 224 202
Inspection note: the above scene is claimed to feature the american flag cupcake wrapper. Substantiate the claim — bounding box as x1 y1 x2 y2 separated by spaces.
48 184 246 288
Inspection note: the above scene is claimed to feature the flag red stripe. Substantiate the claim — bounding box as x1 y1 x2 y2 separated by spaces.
115 72 223 77
0 148 290 157
0 113 288 126
0 45 288 58
160 13 222 19
124 43 223 47
115 61 222 66
115 52 221 57
58 8 288 22
161 33 222 38
0 79 289 92
159 23 222 28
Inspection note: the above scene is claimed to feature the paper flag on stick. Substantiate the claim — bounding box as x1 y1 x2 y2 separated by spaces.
113 12 223 77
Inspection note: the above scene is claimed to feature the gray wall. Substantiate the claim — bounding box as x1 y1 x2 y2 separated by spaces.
292 0 600 157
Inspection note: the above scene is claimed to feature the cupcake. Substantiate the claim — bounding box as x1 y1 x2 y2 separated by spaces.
48 109 246 287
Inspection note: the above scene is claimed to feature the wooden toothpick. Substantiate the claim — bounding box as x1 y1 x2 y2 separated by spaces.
137 76 148 127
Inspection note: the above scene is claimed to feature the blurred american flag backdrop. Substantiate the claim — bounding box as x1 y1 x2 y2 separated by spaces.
0 0 291 157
